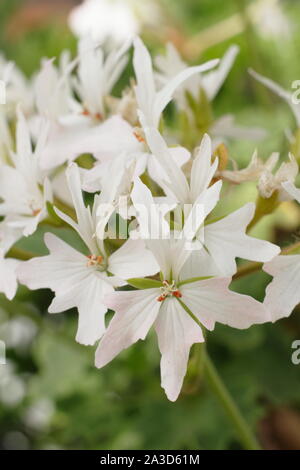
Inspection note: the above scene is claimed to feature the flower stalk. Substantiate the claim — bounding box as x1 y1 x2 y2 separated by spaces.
204 353 261 450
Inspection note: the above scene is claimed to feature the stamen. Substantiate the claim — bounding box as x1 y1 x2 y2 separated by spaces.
156 280 182 302
133 127 145 143
87 254 103 267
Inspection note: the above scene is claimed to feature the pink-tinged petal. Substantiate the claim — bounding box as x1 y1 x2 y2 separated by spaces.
95 289 160 368
155 298 204 402
204 203 280 276
181 277 271 330
109 238 159 280
0 255 19 300
263 255 300 321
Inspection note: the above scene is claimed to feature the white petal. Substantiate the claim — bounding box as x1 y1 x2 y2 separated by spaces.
204 203 280 276
95 288 160 368
131 177 170 240
154 59 220 127
133 37 156 126
190 133 217 202
0 255 19 300
155 298 204 401
180 246 222 280
108 238 159 279
181 277 271 329
263 255 300 321
49 272 113 345
18 233 111 345
282 181 300 203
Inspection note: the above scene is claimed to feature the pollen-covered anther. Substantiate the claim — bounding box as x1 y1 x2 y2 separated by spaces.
172 290 182 298
87 254 103 267
157 280 182 302
133 127 145 143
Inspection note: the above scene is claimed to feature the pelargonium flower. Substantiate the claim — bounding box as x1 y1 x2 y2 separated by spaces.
133 37 219 129
95 178 271 401
221 150 298 200
18 164 159 345
139 125 280 276
0 107 52 241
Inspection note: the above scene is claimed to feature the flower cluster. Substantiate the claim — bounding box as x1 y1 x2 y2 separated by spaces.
1 36 299 401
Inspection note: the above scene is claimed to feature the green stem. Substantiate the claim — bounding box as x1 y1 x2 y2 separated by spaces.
204 353 261 450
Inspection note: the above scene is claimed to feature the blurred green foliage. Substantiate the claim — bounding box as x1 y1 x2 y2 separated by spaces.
0 0 300 450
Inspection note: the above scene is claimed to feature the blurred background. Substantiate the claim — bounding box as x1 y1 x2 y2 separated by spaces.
0 0 300 450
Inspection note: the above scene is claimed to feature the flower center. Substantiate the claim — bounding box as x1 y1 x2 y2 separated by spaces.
87 254 104 268
82 109 103 121
157 280 182 302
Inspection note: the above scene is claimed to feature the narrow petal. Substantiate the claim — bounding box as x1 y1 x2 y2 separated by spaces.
0 255 19 300
154 59 219 127
202 45 239 100
190 133 218 202
155 298 204 401
141 124 190 203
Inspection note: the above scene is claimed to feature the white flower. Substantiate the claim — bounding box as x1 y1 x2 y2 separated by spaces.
95 179 270 401
139 128 280 276
34 55 76 121
18 164 159 345
68 0 140 44
0 108 52 238
74 36 130 119
133 37 219 129
155 43 239 106
263 255 300 321
154 44 265 142
0 54 33 114
221 150 298 200
251 0 291 40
